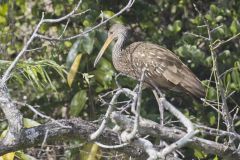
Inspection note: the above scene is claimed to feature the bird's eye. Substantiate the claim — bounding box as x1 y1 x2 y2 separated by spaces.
109 31 113 34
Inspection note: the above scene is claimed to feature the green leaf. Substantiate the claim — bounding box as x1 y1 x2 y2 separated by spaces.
175 44 205 65
23 118 41 128
194 149 207 159
0 130 7 139
64 41 72 48
230 19 239 34
102 10 123 23
66 40 81 69
81 32 95 54
0 152 15 160
213 155 219 160
224 73 231 87
235 120 240 127
207 87 217 100
36 65 48 84
231 69 240 89
67 54 82 87
173 20 182 33
216 16 223 22
80 143 101 160
0 15 6 24
15 151 37 160
54 4 64 16
102 10 115 19
210 4 217 13
208 112 216 126
82 73 94 85
0 3 8 16
93 58 114 90
83 19 91 27
24 66 42 89
69 90 88 116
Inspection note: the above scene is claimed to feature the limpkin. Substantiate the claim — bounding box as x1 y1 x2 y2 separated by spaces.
94 24 205 98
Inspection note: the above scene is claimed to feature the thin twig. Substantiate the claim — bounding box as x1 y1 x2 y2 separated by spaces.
41 129 49 148
90 89 126 140
213 32 240 50
95 142 128 149
14 101 71 128
58 18 70 39
184 32 209 41
203 100 223 115
193 3 236 147
26 46 44 52
41 0 83 24
36 0 135 41
196 124 240 140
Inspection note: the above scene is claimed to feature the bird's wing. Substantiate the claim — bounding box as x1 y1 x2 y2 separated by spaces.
128 42 205 97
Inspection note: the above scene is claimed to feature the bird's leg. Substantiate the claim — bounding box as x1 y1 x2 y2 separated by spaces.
152 89 165 148
149 79 165 98
149 79 165 126
114 72 140 114
130 84 139 115
122 69 146 142
149 80 166 147
152 89 164 127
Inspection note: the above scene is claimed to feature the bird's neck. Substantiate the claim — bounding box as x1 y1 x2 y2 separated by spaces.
112 34 128 71
113 34 127 57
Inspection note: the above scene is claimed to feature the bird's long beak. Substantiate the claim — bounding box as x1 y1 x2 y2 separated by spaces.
94 35 114 67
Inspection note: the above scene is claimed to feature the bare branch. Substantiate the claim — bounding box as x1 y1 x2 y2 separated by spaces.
213 32 240 50
196 124 240 140
193 3 236 146
111 112 240 160
90 88 122 140
36 0 135 41
184 32 209 41
95 142 128 149
0 89 23 145
158 98 198 157
14 101 71 128
41 0 83 23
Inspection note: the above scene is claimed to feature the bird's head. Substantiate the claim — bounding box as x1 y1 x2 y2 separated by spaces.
94 24 129 67
108 24 128 39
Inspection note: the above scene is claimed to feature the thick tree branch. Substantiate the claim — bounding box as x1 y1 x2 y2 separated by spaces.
0 118 173 160
0 87 23 145
0 117 238 159
111 112 240 160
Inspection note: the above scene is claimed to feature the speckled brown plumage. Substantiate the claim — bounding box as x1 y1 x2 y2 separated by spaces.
94 24 205 98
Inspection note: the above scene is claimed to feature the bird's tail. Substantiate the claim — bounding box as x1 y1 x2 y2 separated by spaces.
180 68 205 99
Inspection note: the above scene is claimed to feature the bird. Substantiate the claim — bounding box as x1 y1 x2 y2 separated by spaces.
94 24 205 98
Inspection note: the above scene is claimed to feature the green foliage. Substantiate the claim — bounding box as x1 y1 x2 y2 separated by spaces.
0 60 66 90
194 149 207 159
69 90 88 116
23 118 41 128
